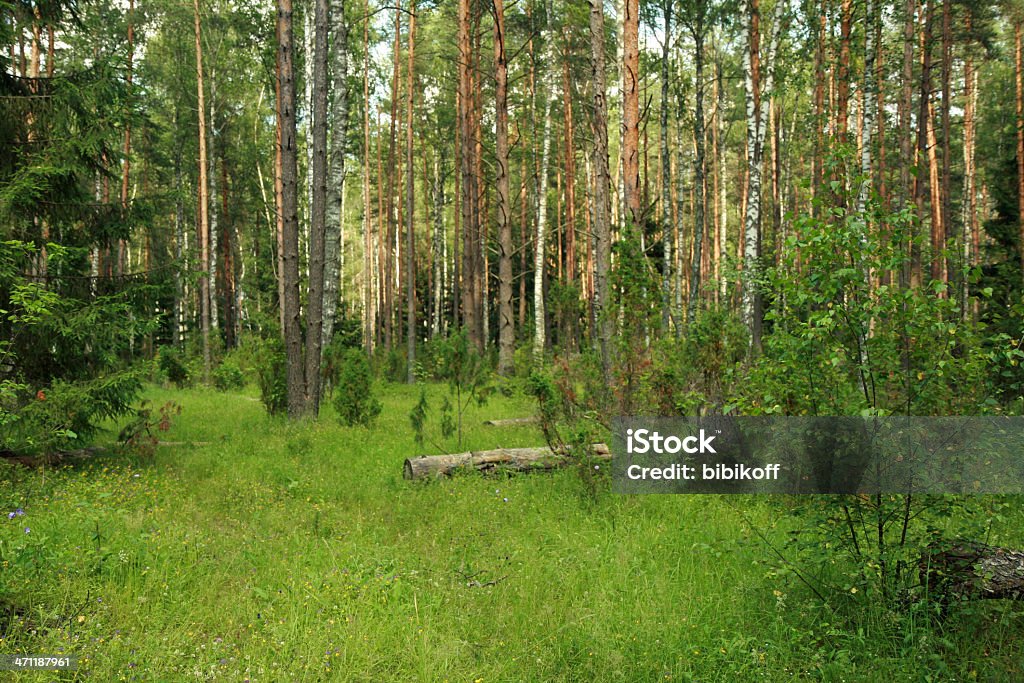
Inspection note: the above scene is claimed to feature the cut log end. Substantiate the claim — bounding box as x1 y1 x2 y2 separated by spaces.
922 541 1024 602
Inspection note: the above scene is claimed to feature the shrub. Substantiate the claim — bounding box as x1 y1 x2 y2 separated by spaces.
255 339 287 416
212 361 246 391
157 346 191 388
333 349 381 427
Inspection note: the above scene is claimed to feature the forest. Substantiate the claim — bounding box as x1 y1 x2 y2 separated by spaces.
2 0 1024 678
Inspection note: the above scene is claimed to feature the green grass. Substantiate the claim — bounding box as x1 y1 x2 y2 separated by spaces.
1 383 1022 681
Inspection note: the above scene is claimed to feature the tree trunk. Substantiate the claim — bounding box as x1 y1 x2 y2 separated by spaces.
277 0 304 418
1017 23 1024 284
362 0 375 353
962 37 976 318
406 0 418 382
303 0 329 416
660 0 673 331
940 0 952 285
623 0 641 225
193 0 211 382
590 0 612 380
689 9 706 324
495 0 514 376
384 7 401 351
858 0 876 217
276 19 287 337
323 0 350 352
458 0 479 349
533 94 553 360
403 444 611 480
922 542 1024 602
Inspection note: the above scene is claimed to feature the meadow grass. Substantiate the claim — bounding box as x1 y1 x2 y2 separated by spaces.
1 383 1022 681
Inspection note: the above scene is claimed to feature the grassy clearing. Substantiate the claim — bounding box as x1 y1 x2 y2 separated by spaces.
1 384 1022 681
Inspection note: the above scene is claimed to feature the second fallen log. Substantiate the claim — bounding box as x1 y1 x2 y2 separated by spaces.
403 444 610 480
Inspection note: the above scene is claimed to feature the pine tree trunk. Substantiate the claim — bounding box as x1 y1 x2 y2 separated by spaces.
689 10 706 324
277 0 304 418
495 0 514 375
623 0 641 225
458 0 479 349
1017 23 1024 284
589 0 612 379
193 0 211 381
659 0 673 331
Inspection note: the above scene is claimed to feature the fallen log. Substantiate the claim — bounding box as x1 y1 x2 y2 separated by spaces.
921 541 1024 601
0 446 104 468
403 443 610 480
482 417 539 427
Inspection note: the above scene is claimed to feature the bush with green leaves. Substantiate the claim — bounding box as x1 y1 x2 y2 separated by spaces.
157 346 191 388
212 361 246 391
333 349 381 427
739 155 1001 604
0 242 148 456
254 339 287 416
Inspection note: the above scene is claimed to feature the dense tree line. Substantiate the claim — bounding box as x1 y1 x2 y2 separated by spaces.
4 0 1024 426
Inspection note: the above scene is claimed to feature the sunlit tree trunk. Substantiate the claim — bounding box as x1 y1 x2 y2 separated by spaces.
659 0 673 330
494 0 514 375
623 0 641 225
688 6 706 324
193 0 211 381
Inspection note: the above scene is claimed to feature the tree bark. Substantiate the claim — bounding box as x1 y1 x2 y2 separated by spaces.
533 93 554 360
590 0 612 380
689 6 707 324
303 0 330 416
660 0 674 331
1017 23 1024 284
922 542 1024 602
193 0 211 382
278 0 304 418
458 0 480 348
623 0 641 226
495 0 514 376
323 0 350 352
362 0 375 353
405 0 417 382
403 444 611 480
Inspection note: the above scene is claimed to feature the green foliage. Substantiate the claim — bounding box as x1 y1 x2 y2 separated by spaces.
333 349 382 427
409 388 428 447
2 374 143 456
157 346 191 388
742 170 992 417
254 339 287 416
118 400 182 459
0 242 149 455
212 361 246 391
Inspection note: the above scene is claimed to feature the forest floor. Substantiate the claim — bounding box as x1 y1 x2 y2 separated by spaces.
1 383 1023 681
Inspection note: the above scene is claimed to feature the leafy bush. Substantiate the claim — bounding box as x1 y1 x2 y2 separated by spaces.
212 361 246 391
0 242 148 456
254 339 287 416
333 349 381 427
157 346 191 388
